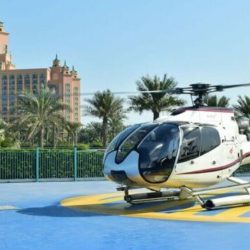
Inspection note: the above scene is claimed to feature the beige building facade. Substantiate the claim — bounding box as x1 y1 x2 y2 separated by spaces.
0 21 80 123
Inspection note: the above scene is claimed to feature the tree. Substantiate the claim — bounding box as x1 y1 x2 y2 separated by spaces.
233 96 250 117
129 74 185 120
204 95 230 107
11 86 69 148
108 115 125 141
78 122 102 146
0 119 6 145
85 90 126 147
65 121 82 146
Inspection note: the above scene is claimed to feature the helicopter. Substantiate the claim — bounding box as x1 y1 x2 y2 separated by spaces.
103 83 250 209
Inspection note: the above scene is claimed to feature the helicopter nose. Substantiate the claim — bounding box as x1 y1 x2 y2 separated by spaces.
103 150 142 185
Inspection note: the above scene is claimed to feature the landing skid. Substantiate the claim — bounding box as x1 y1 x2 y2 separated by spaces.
188 177 250 209
125 190 180 205
118 177 250 209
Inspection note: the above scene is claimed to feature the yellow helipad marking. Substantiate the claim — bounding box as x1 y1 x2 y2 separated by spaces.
213 206 250 218
61 192 250 223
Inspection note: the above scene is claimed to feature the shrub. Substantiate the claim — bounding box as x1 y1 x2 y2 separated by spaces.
90 141 103 149
77 143 89 150
0 148 105 180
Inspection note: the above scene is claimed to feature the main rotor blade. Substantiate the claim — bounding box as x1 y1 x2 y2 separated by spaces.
215 83 250 91
79 90 177 96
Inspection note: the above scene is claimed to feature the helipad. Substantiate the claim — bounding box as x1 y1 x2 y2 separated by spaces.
61 191 250 223
2 181 250 250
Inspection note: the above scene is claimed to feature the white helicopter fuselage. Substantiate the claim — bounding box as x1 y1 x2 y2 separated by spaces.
159 107 250 188
103 107 250 190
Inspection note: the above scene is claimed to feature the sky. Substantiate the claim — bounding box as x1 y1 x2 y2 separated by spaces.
2 0 250 125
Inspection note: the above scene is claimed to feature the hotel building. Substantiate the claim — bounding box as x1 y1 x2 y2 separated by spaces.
0 21 80 123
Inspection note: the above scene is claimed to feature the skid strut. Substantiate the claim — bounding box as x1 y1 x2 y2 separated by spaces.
123 189 181 204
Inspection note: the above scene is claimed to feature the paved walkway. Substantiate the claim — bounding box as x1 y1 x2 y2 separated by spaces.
1 181 250 250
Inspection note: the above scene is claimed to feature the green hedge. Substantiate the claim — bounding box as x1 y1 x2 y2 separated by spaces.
0 149 105 180
0 149 34 179
2 148 248 181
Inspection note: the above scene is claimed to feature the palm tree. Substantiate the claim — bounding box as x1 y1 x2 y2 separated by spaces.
12 86 70 148
78 122 102 145
129 74 185 120
108 114 126 141
85 90 126 147
0 119 6 144
65 121 82 146
233 96 250 118
204 95 230 107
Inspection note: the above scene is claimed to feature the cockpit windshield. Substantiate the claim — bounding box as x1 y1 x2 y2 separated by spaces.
105 124 141 156
116 123 158 163
104 122 181 184
138 123 180 183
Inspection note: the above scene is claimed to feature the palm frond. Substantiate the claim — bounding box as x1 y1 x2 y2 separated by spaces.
129 74 185 120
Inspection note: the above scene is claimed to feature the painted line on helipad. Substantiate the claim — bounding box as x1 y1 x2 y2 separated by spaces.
0 205 17 211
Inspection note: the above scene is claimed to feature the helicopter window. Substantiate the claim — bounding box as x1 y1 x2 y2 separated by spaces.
200 127 220 155
116 123 158 164
178 127 201 163
138 123 180 183
105 124 141 156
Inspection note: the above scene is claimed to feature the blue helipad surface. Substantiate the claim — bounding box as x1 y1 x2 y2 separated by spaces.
1 180 250 250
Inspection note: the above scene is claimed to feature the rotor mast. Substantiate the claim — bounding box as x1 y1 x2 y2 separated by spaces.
171 82 250 107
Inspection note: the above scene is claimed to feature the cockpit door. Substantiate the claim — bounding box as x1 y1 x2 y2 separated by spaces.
177 126 201 164
138 123 180 183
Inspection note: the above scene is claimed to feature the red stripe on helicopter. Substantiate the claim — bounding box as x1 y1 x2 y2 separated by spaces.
178 152 250 175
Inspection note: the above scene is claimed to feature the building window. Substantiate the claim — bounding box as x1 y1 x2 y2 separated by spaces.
2 75 7 79
24 74 30 90
65 83 71 104
1 75 7 91
17 75 23 92
9 75 15 89
31 74 38 94
8 75 16 104
2 106 7 115
39 73 45 85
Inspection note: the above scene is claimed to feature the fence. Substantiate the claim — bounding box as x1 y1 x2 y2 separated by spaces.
0 148 249 182
0 148 105 182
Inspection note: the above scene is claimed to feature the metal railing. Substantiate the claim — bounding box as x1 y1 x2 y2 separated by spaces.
0 148 105 182
1 148 249 182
